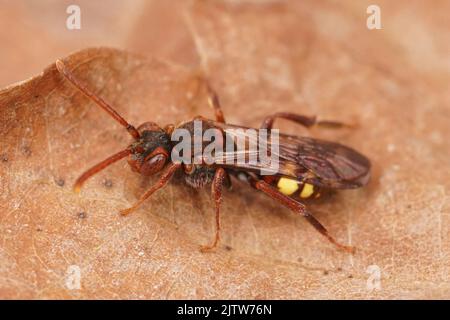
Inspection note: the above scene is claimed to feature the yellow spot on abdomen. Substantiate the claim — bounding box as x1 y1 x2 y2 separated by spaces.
300 183 315 198
277 177 299 195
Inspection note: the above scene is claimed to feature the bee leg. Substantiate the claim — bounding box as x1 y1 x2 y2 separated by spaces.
252 179 355 254
205 83 226 123
73 148 132 193
260 112 354 130
120 163 181 216
200 168 226 252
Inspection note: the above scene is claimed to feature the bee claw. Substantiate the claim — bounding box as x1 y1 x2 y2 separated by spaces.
120 208 132 216
199 245 216 253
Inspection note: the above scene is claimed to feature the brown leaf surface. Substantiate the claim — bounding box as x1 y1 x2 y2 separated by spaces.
0 1 449 299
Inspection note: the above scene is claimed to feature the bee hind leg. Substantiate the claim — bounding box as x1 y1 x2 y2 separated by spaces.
251 178 355 254
260 112 355 130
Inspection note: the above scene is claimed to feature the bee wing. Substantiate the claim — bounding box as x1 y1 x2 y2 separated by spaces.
277 135 371 188
211 121 371 189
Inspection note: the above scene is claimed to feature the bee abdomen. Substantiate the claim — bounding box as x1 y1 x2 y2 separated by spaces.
275 177 320 199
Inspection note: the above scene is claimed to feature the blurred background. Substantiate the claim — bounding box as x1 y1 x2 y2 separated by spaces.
1 0 448 88
0 0 199 88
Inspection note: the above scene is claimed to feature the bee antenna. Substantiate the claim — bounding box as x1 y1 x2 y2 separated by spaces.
73 148 132 193
56 59 141 140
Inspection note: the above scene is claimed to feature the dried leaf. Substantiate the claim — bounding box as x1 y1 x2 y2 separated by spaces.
1 1 449 299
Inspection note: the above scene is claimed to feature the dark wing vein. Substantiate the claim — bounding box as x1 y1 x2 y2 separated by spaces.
211 121 370 189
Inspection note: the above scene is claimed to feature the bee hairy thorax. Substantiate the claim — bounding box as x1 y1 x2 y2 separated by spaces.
183 164 216 189
265 176 322 200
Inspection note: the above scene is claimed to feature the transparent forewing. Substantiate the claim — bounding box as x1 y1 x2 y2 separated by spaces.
212 122 283 175
210 121 371 189
277 135 371 188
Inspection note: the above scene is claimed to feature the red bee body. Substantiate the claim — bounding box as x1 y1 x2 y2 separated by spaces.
56 59 370 253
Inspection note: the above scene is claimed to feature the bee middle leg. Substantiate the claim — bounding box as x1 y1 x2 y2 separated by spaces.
260 112 354 130
200 167 227 252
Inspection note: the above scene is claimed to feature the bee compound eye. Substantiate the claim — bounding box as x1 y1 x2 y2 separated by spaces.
148 154 165 164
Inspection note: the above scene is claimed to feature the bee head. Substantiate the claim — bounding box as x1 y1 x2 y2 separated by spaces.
127 122 171 176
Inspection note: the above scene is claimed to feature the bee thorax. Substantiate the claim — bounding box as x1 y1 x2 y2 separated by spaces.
184 165 216 189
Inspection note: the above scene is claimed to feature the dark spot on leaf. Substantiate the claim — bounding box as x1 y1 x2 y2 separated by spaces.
78 212 87 219
103 178 113 188
55 178 65 187
225 245 232 251
323 270 329 275
337 267 342 272
348 274 353 279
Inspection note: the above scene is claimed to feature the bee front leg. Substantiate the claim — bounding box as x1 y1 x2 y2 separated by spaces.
120 163 181 216
200 167 227 252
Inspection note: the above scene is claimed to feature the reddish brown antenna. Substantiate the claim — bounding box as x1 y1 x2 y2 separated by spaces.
55 59 140 140
73 148 132 193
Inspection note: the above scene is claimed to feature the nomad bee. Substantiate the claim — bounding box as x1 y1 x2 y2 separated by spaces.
56 59 370 253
